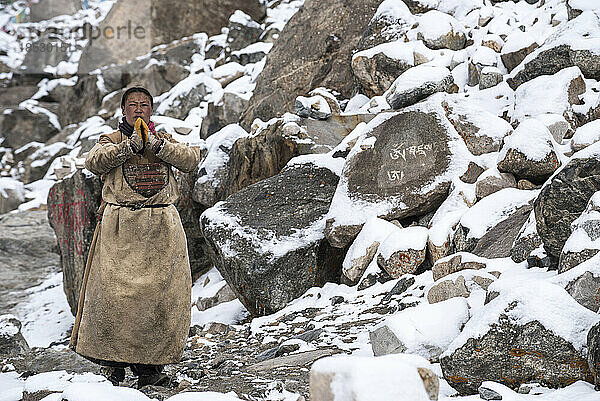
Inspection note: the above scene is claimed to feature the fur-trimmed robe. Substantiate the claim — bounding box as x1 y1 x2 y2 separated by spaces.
73 129 201 365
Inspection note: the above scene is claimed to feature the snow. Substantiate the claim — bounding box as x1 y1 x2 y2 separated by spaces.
62 382 150 401
380 297 470 359
295 95 331 115
11 272 73 348
416 10 464 45
0 177 25 202
285 153 345 177
229 10 260 29
459 188 538 240
378 226 428 258
342 217 399 271
428 180 473 247
0 314 20 336
311 353 434 401
165 392 243 401
352 40 434 66
344 94 370 113
502 30 537 55
230 42 273 57
195 124 248 186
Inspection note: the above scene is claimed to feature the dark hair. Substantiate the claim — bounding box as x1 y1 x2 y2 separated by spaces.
121 87 154 108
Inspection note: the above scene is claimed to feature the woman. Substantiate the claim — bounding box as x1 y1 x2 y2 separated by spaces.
71 86 201 388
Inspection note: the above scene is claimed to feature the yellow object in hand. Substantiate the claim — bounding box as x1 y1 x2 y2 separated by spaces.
134 117 149 145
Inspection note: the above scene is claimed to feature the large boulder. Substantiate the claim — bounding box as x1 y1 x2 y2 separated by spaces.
47 170 102 315
54 75 105 127
534 145 600 264
551 253 600 313
1 108 59 149
385 65 456 110
354 0 416 52
507 12 600 90
325 99 471 248
441 280 597 394
239 0 381 129
200 157 345 316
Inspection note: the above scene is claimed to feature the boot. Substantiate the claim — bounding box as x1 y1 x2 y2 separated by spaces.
100 366 125 386
131 363 174 389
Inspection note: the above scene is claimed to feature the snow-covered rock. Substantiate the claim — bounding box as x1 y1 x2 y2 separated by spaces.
370 297 470 360
497 118 561 183
0 177 25 214
441 279 598 394
325 98 471 248
474 169 517 200
572 119 600 153
559 191 600 273
310 354 439 401
376 226 428 278
385 65 455 109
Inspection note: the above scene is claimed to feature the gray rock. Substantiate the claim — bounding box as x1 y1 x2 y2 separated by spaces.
427 275 469 304
475 172 517 200
0 86 38 107
325 103 470 248
478 385 502 400
534 155 600 263
249 349 338 373
352 51 413 98
442 97 511 156
416 10 466 51
501 43 538 73
497 125 561 184
0 315 29 357
510 211 543 264
47 170 102 315
23 143 72 184
460 162 485 184
0 178 24 214
13 348 101 375
440 283 596 394
295 95 332 120
228 45 269 66
152 0 265 47
0 211 60 312
354 2 414 53
200 92 250 139
378 248 426 278
344 242 379 284
0 108 59 149
587 321 600 390
29 0 80 22
224 12 262 52
370 325 406 356
454 189 535 259
54 75 105 127
565 271 600 313
224 116 349 200
558 193 600 273
159 81 208 120
196 283 237 311
432 253 486 281
20 34 72 76
201 162 345 316
386 66 455 109
479 67 503 90
239 0 381 129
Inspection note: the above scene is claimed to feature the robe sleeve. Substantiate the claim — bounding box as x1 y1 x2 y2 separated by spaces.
155 134 202 173
85 134 134 175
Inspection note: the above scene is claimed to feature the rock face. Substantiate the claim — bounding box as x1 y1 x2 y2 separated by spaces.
441 281 596 395
201 161 345 316
588 321 600 391
1 109 59 149
534 152 600 263
55 75 105 127
510 211 542 263
29 0 80 22
151 0 265 47
325 101 470 248
47 170 102 315
20 34 72 75
239 0 380 129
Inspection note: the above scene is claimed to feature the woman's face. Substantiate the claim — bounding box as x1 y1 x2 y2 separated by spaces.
122 92 153 125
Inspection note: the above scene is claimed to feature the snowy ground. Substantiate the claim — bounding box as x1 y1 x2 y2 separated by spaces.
2 264 599 400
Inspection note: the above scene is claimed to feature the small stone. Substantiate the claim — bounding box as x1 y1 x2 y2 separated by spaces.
330 296 345 306
479 386 502 400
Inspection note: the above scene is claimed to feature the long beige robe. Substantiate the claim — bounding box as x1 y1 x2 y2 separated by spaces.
74 130 201 365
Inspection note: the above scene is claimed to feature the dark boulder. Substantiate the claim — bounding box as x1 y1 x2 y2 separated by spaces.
201 160 345 316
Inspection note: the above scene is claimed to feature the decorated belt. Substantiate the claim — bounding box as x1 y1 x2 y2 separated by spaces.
107 202 171 211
